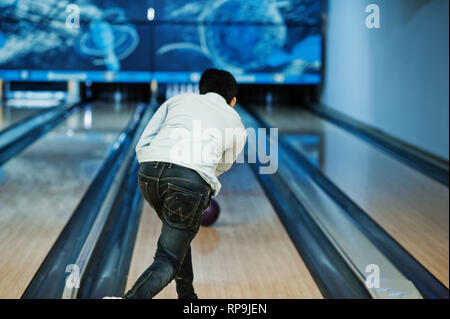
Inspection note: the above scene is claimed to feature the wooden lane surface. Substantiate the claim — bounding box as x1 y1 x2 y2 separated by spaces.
126 163 323 299
258 107 449 287
0 102 136 298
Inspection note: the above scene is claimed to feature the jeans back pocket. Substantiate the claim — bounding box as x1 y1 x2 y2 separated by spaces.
138 180 151 204
163 183 204 229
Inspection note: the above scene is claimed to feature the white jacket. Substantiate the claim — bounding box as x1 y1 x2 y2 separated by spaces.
136 92 247 195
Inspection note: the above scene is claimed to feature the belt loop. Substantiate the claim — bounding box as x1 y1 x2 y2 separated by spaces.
168 163 173 168
154 161 158 168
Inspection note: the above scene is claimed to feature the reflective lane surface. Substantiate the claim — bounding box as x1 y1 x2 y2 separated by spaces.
0 101 52 132
0 101 137 298
255 106 449 287
126 163 323 298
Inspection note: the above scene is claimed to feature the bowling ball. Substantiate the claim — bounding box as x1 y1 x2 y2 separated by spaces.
201 198 220 226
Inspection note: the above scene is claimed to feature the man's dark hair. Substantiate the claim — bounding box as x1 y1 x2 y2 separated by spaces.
199 69 237 104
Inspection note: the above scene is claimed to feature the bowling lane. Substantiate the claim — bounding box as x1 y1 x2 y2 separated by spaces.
126 163 323 299
0 101 137 298
0 101 50 132
255 106 449 287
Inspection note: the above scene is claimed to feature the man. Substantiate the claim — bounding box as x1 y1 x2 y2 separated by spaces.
123 69 247 299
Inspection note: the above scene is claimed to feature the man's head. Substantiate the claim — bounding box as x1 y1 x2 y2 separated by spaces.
199 69 237 107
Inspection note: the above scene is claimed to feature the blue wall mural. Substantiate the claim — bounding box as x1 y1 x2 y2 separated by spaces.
0 0 321 83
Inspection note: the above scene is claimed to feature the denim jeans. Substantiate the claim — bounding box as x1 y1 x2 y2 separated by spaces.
124 161 212 299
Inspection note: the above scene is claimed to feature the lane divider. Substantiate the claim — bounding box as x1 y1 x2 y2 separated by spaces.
244 106 448 299
0 101 86 166
21 101 156 299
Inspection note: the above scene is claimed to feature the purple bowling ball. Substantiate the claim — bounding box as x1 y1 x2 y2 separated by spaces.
201 198 220 226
